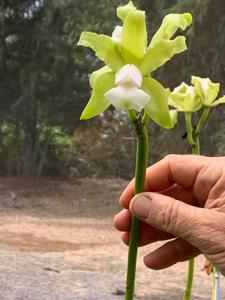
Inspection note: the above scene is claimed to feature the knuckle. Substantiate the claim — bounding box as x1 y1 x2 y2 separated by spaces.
161 199 180 233
163 154 179 161
194 166 214 203
192 210 225 252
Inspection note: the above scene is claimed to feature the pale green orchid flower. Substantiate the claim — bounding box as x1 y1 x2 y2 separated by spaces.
169 82 202 113
191 76 225 107
78 1 192 129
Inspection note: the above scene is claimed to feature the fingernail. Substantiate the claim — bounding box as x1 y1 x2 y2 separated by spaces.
130 194 152 219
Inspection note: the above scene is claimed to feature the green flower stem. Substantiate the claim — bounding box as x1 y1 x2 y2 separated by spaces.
184 258 195 300
186 133 200 300
184 113 200 300
185 113 195 147
192 134 200 155
198 107 220 300
125 117 148 300
128 110 138 123
212 267 220 300
195 107 211 135
142 111 149 126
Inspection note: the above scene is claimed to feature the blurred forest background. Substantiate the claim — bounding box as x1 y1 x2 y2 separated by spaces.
0 0 225 179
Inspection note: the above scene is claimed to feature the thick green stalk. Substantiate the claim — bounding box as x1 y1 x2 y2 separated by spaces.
125 121 148 300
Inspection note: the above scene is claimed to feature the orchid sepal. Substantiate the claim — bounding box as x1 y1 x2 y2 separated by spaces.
150 13 192 47
117 1 136 21
140 36 187 75
121 9 147 59
142 77 175 129
80 71 115 120
208 96 225 107
78 32 124 72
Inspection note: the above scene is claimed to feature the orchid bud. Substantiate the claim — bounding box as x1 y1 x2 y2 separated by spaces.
115 64 142 88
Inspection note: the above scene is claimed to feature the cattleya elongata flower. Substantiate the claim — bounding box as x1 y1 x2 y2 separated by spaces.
170 77 225 113
169 82 202 112
191 76 225 107
78 1 192 129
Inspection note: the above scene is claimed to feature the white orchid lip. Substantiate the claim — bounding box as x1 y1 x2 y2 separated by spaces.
112 26 123 42
105 64 150 112
115 64 142 88
105 86 150 112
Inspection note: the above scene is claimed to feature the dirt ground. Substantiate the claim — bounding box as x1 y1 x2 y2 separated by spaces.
0 177 224 300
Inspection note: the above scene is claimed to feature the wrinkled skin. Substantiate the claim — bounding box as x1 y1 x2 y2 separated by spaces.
113 155 225 275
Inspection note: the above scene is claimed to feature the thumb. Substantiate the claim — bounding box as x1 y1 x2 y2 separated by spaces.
129 192 207 248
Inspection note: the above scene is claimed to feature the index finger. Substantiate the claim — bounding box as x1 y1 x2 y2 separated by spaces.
119 154 206 208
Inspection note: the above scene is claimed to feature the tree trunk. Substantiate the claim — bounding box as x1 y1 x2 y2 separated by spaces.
22 68 38 176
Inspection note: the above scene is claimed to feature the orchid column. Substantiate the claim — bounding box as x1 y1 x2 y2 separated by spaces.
78 2 192 299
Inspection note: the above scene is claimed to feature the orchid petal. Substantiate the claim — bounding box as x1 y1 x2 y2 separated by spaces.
150 13 192 47
105 86 150 112
80 72 115 120
170 109 178 125
209 96 225 107
142 78 175 128
191 76 220 106
115 64 142 88
140 36 187 75
78 32 124 71
112 26 123 42
117 1 136 22
121 9 147 59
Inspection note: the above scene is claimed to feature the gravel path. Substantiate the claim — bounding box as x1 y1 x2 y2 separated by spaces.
0 216 224 300
0 250 125 300
0 177 224 299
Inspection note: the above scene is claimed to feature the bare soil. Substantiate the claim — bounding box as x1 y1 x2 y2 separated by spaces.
0 177 224 300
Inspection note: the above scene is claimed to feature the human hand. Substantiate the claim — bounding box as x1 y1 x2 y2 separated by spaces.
113 155 225 275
